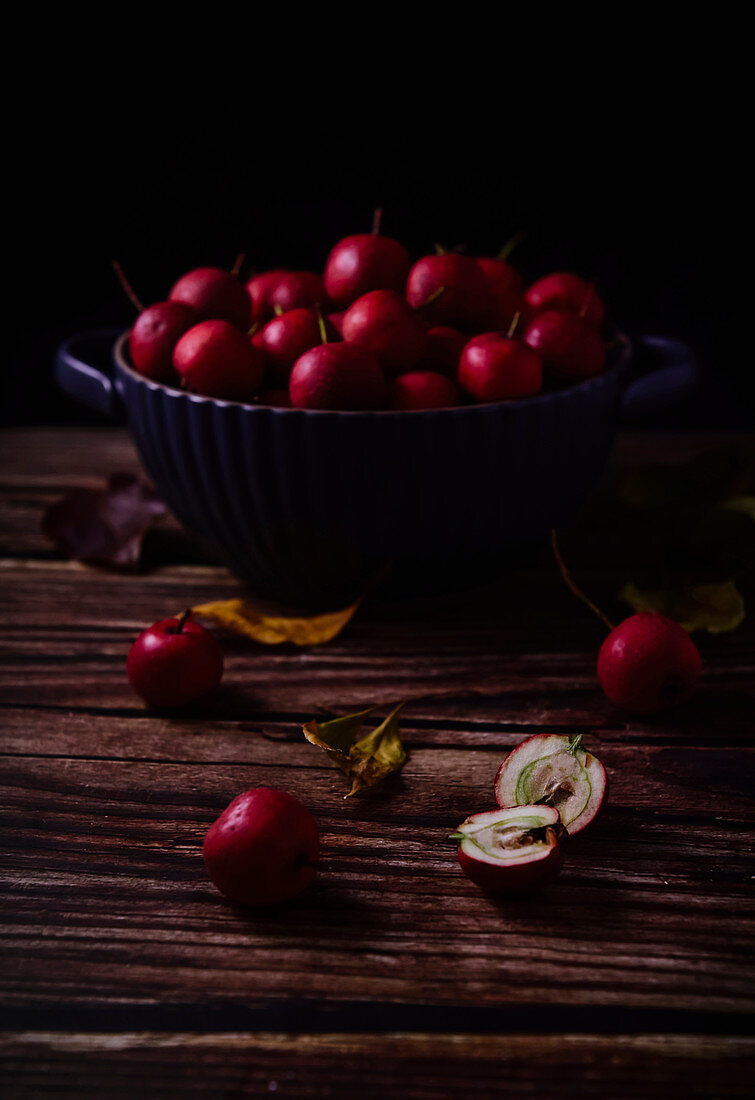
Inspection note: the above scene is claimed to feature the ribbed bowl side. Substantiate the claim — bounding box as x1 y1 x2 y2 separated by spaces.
117 349 626 603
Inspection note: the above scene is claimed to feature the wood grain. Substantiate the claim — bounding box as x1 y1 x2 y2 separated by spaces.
1 427 753 1095
2 1032 754 1099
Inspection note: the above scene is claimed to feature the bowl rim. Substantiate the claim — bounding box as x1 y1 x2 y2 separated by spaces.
114 328 633 418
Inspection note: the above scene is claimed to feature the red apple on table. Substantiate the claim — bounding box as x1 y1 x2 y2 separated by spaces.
127 611 224 708
597 613 702 713
203 787 320 907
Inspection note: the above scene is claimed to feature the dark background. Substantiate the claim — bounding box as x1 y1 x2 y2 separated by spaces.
3 68 749 431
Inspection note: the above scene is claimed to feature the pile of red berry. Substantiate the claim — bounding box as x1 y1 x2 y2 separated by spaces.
127 226 609 411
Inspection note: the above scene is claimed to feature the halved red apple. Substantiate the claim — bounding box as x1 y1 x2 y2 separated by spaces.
495 734 607 836
452 804 564 895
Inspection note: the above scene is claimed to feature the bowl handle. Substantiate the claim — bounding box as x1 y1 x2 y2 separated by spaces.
54 328 126 417
620 335 698 421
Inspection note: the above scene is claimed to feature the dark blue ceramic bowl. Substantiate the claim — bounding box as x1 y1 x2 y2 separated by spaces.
55 329 696 605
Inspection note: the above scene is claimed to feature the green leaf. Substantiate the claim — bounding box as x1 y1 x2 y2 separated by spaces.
620 579 745 635
303 703 408 796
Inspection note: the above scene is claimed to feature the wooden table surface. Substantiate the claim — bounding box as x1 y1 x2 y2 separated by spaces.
1 427 753 1098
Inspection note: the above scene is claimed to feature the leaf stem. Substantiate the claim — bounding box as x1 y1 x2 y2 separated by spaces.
550 529 615 632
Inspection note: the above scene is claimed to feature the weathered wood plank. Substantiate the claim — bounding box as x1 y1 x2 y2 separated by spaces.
2 1032 754 1099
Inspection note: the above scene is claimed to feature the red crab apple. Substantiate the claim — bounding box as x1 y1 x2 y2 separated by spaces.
173 320 265 402
420 326 467 376
268 271 328 315
246 269 290 324
406 253 491 331
324 229 411 308
458 333 542 401
127 610 224 708
474 256 527 329
453 804 564 895
524 310 606 380
390 370 460 410
128 301 198 382
597 612 702 713
525 272 605 329
169 267 251 329
289 342 386 410
254 308 339 385
495 734 608 836
342 289 427 374
203 787 320 907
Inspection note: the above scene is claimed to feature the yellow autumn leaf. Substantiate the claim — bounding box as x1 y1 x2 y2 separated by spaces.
303 703 408 796
620 579 745 635
192 595 361 646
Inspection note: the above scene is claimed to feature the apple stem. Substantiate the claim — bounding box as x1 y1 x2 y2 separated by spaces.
550 529 615 632
176 608 192 634
433 242 447 255
273 304 284 317
372 207 383 235
317 310 329 344
418 285 446 309
497 230 526 262
231 252 246 277
111 261 145 313
248 322 260 337
507 311 521 338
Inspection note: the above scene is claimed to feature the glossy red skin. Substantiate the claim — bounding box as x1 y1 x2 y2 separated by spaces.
420 326 467 376
597 613 702 713
494 733 609 837
342 290 427 375
255 309 338 385
474 257 528 330
169 267 251 329
458 837 563 895
324 233 411 308
458 334 543 401
173 320 265 402
246 269 290 324
268 271 328 315
289 343 386 410
390 370 460 410
203 787 320 907
525 272 605 329
406 253 492 332
524 310 606 380
128 301 198 382
328 311 347 336
127 615 223 708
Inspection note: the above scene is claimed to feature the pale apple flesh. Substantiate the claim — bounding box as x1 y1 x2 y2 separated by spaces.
495 733 607 836
453 805 564 895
